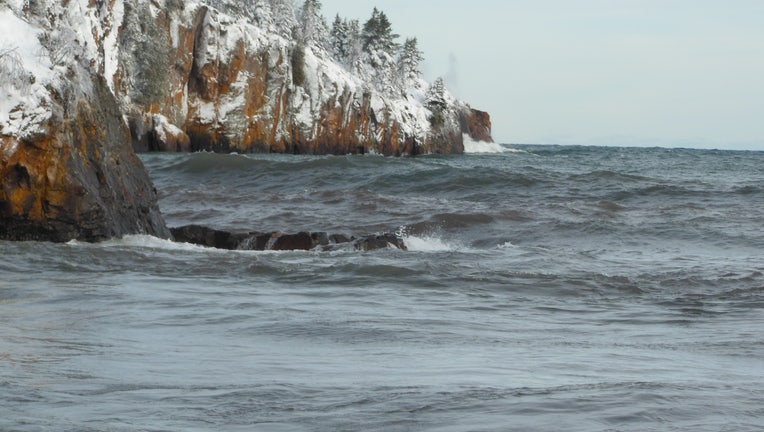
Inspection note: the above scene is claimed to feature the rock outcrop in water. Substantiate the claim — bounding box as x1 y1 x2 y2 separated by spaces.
0 6 169 242
170 225 406 251
0 75 170 242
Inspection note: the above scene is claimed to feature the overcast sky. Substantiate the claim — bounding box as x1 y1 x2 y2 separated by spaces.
320 0 764 150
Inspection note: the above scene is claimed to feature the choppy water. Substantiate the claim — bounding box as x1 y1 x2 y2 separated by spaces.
2 145 764 431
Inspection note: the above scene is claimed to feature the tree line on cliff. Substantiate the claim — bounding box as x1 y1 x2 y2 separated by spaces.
202 0 438 102
2 0 431 106
1 0 481 154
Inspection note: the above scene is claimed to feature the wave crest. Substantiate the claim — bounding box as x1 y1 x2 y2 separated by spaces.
463 134 507 154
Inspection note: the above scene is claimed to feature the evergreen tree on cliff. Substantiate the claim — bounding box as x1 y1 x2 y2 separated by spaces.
249 0 273 29
360 8 400 95
426 77 448 108
361 8 399 56
297 0 329 52
397 37 424 92
330 15 348 60
346 19 363 70
330 15 362 70
268 0 297 38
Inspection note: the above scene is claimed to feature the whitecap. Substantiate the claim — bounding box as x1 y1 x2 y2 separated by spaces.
497 241 517 249
403 235 459 252
68 235 214 253
463 134 507 154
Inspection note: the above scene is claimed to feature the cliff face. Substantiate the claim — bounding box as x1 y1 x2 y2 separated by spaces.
3 1 493 160
0 0 493 242
0 75 169 242
462 109 494 144
0 3 169 242
111 1 492 156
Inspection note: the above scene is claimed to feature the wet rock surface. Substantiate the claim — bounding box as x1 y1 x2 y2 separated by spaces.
170 225 406 251
0 75 170 243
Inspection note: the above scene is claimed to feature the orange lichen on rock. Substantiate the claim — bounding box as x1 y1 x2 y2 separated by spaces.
110 3 492 156
1 76 169 242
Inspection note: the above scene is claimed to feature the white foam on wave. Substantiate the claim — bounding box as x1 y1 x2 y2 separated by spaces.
463 134 507 154
68 235 215 253
67 234 467 254
497 241 517 249
403 235 460 252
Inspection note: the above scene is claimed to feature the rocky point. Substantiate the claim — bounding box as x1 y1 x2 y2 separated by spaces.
0 0 494 244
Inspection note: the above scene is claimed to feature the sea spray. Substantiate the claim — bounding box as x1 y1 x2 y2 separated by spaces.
462 134 506 154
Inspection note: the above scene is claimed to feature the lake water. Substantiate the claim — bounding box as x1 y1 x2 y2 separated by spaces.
2 145 763 431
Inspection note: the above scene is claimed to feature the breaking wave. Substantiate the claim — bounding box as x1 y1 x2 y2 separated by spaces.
403 234 460 252
463 134 507 154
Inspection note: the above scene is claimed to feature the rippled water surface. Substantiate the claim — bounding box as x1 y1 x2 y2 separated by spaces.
2 145 764 431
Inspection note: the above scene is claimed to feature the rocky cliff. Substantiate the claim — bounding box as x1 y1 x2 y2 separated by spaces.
0 3 169 242
0 75 170 242
111 0 493 156
0 0 493 242
3 0 493 159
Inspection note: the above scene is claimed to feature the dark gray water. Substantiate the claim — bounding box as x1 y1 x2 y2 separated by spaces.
2 145 764 431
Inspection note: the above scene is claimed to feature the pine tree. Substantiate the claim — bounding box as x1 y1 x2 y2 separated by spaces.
119 0 170 106
397 37 423 91
329 15 363 70
346 19 362 69
268 0 297 39
357 7 400 93
297 0 329 52
361 7 399 56
248 0 274 29
426 77 448 108
291 43 306 87
330 14 348 60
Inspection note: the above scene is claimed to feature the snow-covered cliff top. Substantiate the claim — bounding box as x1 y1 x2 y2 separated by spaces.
0 8 53 140
1 0 491 156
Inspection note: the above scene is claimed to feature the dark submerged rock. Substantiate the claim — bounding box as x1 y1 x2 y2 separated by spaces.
170 225 407 251
352 233 407 251
169 225 249 250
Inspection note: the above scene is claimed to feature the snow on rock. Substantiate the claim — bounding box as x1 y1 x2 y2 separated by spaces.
0 8 53 140
102 0 125 93
150 113 190 151
111 1 493 155
1 1 170 242
2 0 493 157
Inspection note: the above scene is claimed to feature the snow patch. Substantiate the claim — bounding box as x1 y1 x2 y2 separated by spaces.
0 9 52 81
0 8 54 138
69 0 101 70
196 100 217 124
153 114 184 143
169 8 181 49
102 0 125 93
